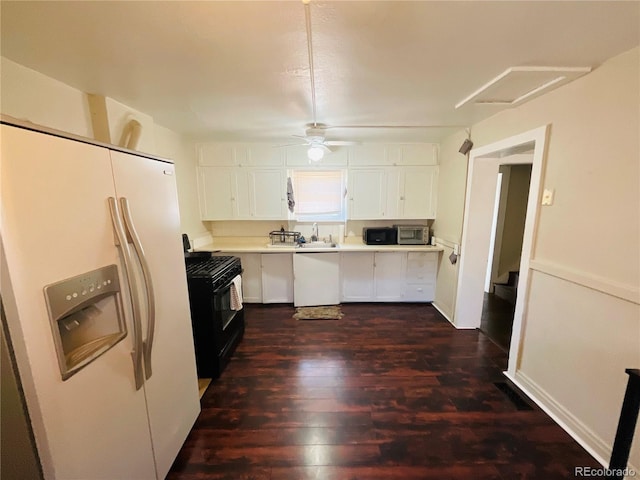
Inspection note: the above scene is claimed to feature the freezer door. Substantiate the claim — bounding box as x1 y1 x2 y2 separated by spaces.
110 150 200 479
0 125 156 479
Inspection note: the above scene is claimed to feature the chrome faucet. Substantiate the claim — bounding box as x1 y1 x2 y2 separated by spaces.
311 223 318 242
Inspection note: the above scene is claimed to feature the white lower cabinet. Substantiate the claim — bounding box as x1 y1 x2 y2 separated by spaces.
341 251 437 302
374 252 406 301
403 251 437 301
261 253 294 303
341 252 375 301
235 253 262 303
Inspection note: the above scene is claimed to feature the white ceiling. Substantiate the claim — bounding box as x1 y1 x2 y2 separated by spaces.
2 1 639 143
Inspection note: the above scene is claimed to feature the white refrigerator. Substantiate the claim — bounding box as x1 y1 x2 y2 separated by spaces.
0 122 201 479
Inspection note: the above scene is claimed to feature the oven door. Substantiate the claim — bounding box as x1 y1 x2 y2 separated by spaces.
212 276 244 358
214 279 239 332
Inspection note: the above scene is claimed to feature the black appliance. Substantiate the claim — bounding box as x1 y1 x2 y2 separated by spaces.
363 227 397 245
184 254 245 379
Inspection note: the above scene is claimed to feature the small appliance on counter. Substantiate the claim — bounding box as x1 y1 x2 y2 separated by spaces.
395 224 430 245
363 227 397 245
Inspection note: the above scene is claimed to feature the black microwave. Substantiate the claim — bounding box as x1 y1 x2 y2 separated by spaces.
363 227 397 245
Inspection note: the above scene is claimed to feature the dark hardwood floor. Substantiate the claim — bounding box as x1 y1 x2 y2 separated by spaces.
168 303 603 480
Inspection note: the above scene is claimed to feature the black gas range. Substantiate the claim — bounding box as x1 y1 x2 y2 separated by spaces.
184 253 245 379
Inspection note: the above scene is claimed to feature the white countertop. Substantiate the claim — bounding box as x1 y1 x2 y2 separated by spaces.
197 237 444 253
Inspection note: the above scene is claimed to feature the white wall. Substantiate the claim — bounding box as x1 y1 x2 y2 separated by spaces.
1 57 92 137
435 46 640 468
0 56 207 241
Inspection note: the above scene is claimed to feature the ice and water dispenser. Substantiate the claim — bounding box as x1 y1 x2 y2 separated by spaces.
44 264 127 380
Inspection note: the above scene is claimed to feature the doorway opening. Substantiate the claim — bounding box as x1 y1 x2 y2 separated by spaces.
453 125 549 375
480 163 532 352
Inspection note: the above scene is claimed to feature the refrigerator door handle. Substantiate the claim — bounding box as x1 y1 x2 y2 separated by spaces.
119 197 156 381
108 197 145 391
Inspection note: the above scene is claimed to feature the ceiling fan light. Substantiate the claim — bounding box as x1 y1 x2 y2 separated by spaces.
307 145 324 161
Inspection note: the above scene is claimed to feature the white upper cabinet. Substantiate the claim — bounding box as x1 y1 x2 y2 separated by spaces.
198 167 285 220
349 144 388 166
246 145 284 166
248 168 286 219
198 143 237 166
396 166 439 219
349 143 438 166
198 143 284 167
348 168 387 219
349 166 438 220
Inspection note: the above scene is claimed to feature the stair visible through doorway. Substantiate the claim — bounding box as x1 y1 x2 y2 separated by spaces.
493 271 519 305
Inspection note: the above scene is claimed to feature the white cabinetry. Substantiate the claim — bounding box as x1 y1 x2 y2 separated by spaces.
349 143 438 166
403 252 437 301
198 167 286 220
248 168 286 219
198 143 284 166
234 253 262 303
348 168 387 219
198 167 249 220
349 166 438 220
341 251 437 302
373 252 405 301
261 253 294 303
341 252 375 301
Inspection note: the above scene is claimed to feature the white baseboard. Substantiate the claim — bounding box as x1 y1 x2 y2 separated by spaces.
432 301 475 329
504 370 638 475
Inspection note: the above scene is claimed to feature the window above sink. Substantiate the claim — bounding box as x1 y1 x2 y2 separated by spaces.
288 169 346 222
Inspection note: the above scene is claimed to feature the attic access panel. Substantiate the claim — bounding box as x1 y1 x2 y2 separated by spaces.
455 66 591 108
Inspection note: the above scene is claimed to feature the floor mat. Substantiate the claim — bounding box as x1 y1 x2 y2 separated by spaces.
293 305 344 320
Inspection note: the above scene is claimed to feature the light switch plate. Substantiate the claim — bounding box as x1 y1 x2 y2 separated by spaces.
542 188 555 206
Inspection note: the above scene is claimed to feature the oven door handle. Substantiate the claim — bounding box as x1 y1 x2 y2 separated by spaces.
120 197 156 381
213 275 241 296
108 197 144 391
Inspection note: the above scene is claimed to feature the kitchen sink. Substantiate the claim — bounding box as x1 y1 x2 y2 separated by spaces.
298 242 339 249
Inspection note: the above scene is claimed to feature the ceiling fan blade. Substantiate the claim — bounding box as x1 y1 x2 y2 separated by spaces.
320 144 332 153
292 134 309 140
325 140 360 146
274 141 308 148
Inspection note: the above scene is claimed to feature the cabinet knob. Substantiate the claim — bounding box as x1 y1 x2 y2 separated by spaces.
400 196 405 200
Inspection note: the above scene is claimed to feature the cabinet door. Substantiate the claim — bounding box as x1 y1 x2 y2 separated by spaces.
261 253 294 303
249 168 286 219
198 143 237 166
374 252 405 301
247 145 284 166
399 144 439 166
400 166 438 219
348 144 388 166
348 168 386 219
340 252 375 302
198 167 235 220
233 253 262 303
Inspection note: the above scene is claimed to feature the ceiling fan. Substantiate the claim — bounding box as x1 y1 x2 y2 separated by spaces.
280 124 359 161
288 1 467 162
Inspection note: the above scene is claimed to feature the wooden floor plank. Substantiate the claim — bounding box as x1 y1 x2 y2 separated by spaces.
168 303 603 479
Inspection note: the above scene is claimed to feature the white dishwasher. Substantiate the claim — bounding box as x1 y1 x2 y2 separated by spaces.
293 252 340 307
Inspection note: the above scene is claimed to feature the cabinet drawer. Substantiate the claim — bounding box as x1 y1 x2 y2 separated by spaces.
403 284 435 302
406 252 437 284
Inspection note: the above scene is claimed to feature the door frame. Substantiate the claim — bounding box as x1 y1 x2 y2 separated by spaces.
453 125 549 375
